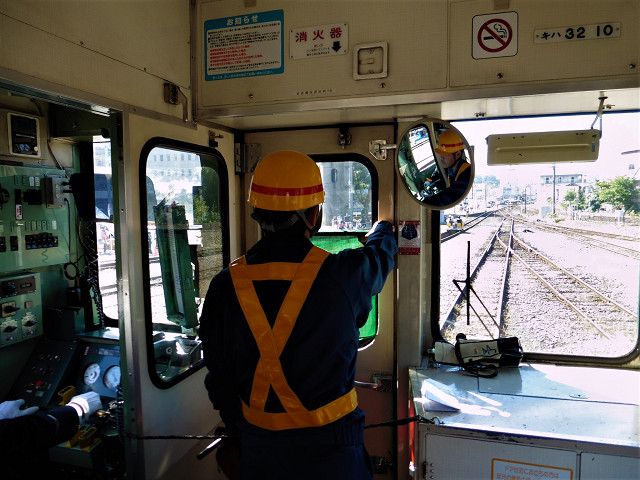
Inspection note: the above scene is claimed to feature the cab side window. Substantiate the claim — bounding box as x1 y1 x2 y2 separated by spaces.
141 139 229 386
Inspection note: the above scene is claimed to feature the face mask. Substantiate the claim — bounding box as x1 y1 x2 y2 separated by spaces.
309 205 323 237
295 205 323 237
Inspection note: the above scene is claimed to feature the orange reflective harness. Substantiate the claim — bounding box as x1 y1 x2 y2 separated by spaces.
229 246 358 431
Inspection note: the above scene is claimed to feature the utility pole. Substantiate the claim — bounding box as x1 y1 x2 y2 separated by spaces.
552 164 556 215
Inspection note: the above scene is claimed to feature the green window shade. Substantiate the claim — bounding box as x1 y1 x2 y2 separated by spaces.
311 235 378 345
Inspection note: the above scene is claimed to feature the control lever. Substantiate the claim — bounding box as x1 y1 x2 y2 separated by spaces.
354 373 392 392
57 385 77 405
69 425 98 448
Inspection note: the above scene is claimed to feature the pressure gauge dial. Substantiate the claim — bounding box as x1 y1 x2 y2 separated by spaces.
83 363 101 385
103 365 121 389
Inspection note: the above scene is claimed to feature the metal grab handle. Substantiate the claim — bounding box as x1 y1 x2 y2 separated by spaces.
354 380 383 390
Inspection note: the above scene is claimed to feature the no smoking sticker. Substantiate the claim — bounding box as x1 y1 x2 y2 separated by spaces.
473 11 518 59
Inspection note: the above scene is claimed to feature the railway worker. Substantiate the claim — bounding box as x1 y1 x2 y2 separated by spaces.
199 150 397 480
0 393 101 476
430 129 472 206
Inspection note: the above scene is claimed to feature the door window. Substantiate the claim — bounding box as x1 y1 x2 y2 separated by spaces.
141 139 229 386
312 155 379 346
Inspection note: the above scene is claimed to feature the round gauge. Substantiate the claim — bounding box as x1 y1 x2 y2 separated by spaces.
83 362 101 385
103 365 121 389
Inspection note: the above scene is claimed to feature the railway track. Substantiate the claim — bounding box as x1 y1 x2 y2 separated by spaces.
441 219 637 354
515 217 640 259
441 220 508 338
441 211 494 242
100 275 164 297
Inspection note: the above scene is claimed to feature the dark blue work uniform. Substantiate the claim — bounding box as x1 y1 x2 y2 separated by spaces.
200 221 396 479
0 405 79 478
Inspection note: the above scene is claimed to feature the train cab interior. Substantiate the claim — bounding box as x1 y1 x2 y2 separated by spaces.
0 1 638 479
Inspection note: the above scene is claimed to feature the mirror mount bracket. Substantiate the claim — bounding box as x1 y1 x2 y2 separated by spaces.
369 139 396 161
337 126 352 148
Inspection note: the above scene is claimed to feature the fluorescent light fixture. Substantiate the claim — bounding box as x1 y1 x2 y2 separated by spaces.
486 129 600 165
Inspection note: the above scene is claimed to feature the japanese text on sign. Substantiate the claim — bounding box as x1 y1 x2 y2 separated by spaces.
534 23 620 43
492 459 573 480
290 23 348 59
398 221 421 255
204 10 284 81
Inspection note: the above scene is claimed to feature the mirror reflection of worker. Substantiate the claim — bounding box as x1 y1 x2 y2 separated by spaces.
429 129 472 206
0 393 101 475
200 150 397 480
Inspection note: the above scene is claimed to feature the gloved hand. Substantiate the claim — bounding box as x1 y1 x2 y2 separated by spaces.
362 220 394 244
0 399 39 420
67 392 102 423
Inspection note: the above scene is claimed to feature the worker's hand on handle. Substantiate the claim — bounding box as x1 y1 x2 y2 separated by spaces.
67 392 102 423
363 220 394 244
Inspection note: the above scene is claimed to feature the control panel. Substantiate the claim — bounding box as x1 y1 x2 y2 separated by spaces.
9 331 121 407
0 165 71 271
0 272 43 348
9 337 77 407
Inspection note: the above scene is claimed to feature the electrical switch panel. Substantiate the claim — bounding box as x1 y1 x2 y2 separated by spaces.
0 165 71 271
0 272 42 348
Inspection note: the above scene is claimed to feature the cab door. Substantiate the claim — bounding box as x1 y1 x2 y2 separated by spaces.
119 113 235 480
244 125 397 476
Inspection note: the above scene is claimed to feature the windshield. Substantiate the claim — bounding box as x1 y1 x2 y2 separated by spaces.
439 111 639 359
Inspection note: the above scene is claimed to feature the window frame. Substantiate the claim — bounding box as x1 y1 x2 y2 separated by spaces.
139 137 230 388
431 112 640 367
311 153 380 348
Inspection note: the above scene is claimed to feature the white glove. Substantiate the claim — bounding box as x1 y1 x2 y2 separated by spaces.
67 392 102 423
0 399 39 420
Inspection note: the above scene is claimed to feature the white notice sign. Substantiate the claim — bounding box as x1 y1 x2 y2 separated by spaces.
492 459 573 480
290 23 348 59
204 10 284 81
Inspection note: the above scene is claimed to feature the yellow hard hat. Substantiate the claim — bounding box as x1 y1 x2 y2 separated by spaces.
248 150 325 211
435 129 465 155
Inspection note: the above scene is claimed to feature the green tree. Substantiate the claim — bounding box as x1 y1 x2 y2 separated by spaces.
593 176 640 213
564 190 576 205
351 163 371 225
589 197 601 212
575 186 587 211
193 196 211 224
193 168 221 225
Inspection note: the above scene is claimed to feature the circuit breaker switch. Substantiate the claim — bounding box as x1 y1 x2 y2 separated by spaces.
44 176 70 208
0 273 42 348
1 301 18 317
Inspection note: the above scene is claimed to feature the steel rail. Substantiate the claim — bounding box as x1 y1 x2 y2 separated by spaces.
517 219 640 259
496 235 614 340
441 211 493 243
537 222 637 242
511 235 636 318
496 220 513 334
100 275 163 295
441 220 505 334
